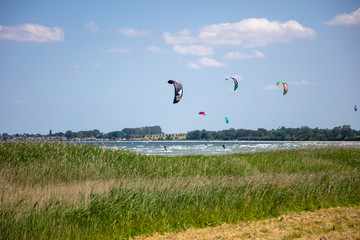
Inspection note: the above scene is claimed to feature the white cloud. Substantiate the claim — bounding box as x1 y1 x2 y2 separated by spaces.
290 80 315 86
262 85 278 90
188 62 200 69
85 21 99 33
164 18 316 48
73 64 82 73
148 46 163 53
163 29 195 45
0 23 64 42
174 45 214 56
73 64 80 72
14 100 26 104
198 57 227 67
224 50 266 59
327 7 360 26
104 47 132 53
119 27 150 36
188 57 227 69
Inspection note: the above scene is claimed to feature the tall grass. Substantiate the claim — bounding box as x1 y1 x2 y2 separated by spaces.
1 143 359 239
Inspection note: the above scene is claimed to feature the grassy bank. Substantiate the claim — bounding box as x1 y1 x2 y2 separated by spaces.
1 143 359 239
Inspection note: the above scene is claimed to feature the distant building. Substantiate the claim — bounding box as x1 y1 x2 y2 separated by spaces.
144 133 187 141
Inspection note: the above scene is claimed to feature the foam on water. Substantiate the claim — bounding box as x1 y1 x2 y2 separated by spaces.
91 141 360 156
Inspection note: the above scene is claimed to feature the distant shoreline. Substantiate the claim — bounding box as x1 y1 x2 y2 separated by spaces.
3 139 360 144
77 140 360 143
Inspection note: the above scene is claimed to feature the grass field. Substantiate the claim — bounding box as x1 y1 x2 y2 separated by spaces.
1 143 359 239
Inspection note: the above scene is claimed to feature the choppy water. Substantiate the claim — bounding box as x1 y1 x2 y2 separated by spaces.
85 141 360 156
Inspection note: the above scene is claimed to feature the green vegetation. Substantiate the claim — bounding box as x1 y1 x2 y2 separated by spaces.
1 143 359 239
66 126 163 140
0 126 163 141
3 125 360 142
187 125 360 141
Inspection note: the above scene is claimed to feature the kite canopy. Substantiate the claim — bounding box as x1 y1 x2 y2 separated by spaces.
225 117 229 124
199 112 206 116
168 80 183 104
225 76 239 91
276 81 288 95
355 105 358 111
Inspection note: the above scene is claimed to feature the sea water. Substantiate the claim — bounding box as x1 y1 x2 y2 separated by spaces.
85 141 360 156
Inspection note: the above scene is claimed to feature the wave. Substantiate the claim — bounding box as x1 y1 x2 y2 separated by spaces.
97 141 360 156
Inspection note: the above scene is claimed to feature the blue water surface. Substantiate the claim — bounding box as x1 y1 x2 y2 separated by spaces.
84 141 360 156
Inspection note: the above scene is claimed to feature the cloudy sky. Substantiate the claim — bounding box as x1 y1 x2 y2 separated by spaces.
1 0 359 134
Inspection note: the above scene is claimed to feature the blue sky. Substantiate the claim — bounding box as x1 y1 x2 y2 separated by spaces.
1 0 359 135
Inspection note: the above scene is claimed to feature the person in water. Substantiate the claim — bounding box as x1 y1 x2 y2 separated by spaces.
164 146 168 151
222 144 225 149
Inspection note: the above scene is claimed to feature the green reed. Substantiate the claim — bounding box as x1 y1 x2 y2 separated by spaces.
0 143 359 239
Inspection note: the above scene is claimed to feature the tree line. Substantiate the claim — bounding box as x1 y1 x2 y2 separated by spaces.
63 126 163 140
2 125 360 141
0 126 163 141
186 125 360 141
103 126 163 140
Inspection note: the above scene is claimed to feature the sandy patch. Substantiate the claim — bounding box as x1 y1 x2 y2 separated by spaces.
135 206 360 240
